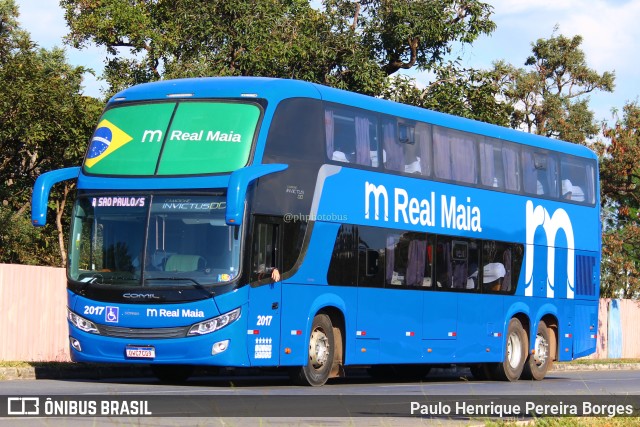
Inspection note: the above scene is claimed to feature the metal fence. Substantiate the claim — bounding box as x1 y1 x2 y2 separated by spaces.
0 263 638 362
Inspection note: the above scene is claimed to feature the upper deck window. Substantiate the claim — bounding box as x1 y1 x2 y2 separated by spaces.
522 149 559 198
560 155 596 204
325 106 379 167
382 118 432 176
83 101 261 176
433 126 478 184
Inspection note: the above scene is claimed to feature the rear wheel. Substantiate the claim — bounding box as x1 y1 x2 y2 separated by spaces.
290 314 334 386
151 364 194 383
493 318 528 381
522 321 552 380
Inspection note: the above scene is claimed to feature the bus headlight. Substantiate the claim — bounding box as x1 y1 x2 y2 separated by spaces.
67 309 100 334
188 307 241 336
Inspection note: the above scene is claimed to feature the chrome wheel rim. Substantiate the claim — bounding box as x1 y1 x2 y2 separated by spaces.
533 333 549 366
506 331 523 369
309 328 329 369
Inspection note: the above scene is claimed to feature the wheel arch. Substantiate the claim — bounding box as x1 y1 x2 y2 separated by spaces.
306 294 347 377
317 306 346 378
504 301 531 350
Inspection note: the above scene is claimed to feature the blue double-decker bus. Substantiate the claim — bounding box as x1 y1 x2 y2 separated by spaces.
32 77 600 386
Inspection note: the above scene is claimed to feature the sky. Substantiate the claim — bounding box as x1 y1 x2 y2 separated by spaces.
14 0 640 124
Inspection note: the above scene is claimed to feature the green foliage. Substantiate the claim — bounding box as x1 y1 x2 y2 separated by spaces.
495 33 614 144
595 102 640 299
0 206 56 265
61 0 496 97
0 0 102 266
383 63 512 125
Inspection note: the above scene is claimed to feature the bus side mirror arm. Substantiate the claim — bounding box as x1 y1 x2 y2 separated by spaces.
31 166 81 227
226 164 288 226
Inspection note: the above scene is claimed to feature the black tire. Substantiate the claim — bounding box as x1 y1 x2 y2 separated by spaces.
290 314 335 386
151 364 194 383
522 321 552 380
493 318 528 381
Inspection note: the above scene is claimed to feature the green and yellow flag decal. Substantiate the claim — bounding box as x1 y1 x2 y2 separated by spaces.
85 119 133 168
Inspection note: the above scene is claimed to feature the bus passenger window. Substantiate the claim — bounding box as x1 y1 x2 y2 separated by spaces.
502 142 521 192
325 106 378 167
479 137 505 189
482 240 522 293
481 240 509 292
523 150 559 198
356 226 385 288
560 156 595 203
384 231 428 287
382 118 402 172
328 225 358 286
415 122 432 177
433 126 478 184
435 237 479 291
397 121 432 176
264 98 324 163
422 235 435 287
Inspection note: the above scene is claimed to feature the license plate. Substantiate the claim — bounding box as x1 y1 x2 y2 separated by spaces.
125 346 156 359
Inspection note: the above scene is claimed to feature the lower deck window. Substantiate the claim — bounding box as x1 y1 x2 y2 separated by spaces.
327 224 523 295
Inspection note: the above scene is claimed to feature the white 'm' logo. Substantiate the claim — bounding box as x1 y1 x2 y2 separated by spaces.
364 181 389 221
525 200 575 299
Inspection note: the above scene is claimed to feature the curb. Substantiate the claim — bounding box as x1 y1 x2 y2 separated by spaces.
1 363 639 381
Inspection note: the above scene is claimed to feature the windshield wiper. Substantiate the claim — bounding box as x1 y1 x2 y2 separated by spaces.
76 273 138 290
77 274 103 291
142 276 212 295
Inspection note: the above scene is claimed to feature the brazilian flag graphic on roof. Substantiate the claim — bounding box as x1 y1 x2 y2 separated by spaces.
85 119 133 168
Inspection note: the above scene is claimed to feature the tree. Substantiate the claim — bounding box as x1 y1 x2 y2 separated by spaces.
595 102 640 299
383 62 513 126
61 0 496 97
0 0 102 266
496 32 614 144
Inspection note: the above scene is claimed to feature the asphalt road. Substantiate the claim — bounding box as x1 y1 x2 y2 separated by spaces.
0 369 639 426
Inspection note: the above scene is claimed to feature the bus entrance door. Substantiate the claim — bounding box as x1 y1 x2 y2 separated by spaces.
247 218 282 366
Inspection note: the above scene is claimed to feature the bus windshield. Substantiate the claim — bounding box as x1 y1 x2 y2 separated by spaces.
82 100 261 176
68 194 241 288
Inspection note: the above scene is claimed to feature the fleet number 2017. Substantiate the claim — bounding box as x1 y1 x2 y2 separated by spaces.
256 315 273 326
84 306 105 315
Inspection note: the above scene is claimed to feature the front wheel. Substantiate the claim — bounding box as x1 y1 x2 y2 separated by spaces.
493 318 528 381
522 321 552 380
289 314 335 386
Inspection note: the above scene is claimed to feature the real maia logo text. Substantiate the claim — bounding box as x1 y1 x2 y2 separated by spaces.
364 181 482 232
141 129 242 143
